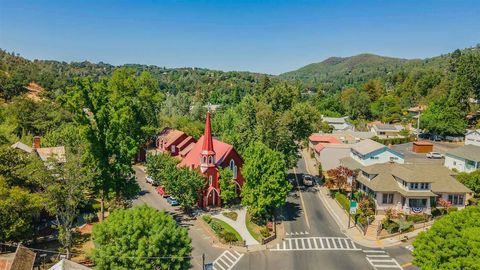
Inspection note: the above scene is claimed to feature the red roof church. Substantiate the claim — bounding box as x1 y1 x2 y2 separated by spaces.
179 111 244 208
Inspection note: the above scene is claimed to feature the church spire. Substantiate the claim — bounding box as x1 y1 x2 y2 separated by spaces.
200 110 215 172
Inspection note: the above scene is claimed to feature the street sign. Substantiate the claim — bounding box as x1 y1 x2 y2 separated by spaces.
349 200 357 215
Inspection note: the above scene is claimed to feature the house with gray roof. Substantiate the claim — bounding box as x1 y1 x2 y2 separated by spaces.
465 129 480 147
444 144 480 173
354 163 472 215
345 139 404 167
370 124 404 138
321 116 354 132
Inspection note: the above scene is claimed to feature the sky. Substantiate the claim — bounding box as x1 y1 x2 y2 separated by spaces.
0 0 479 74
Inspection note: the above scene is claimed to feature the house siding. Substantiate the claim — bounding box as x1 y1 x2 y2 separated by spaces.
352 148 405 166
465 132 480 147
444 154 478 173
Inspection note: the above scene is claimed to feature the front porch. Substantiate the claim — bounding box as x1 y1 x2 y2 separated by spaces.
374 192 434 215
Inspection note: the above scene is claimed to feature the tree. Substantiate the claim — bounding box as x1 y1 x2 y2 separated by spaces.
43 149 92 258
166 167 205 211
284 102 320 141
146 153 179 186
456 171 480 196
219 167 237 207
325 166 356 191
341 88 371 120
421 98 467 136
241 142 291 219
0 177 44 242
92 205 192 270
65 68 162 219
412 206 480 270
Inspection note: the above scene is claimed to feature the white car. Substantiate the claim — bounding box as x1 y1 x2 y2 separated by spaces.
303 174 314 186
426 152 443 159
146 175 155 185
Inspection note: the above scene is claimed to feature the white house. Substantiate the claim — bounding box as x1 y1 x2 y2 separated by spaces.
370 124 404 138
348 139 404 167
465 129 480 147
322 116 354 132
444 145 480 173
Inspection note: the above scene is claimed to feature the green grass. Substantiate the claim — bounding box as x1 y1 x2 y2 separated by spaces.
210 218 242 242
245 212 264 242
335 192 350 211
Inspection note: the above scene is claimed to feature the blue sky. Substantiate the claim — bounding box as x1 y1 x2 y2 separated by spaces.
0 0 479 74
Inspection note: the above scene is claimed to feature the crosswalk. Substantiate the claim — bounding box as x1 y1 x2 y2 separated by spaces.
213 250 244 270
364 250 403 269
285 231 310 236
270 237 360 251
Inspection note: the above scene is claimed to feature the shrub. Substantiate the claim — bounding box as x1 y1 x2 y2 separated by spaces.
447 207 458 213
397 220 414 233
202 215 212 224
222 211 238 221
84 213 97 224
385 221 399 234
220 231 238 243
260 227 270 238
406 214 427 223
335 192 350 211
209 220 223 234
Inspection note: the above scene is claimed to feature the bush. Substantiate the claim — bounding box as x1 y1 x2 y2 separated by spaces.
222 211 238 221
220 231 238 242
397 220 414 233
260 227 270 238
202 214 212 224
447 207 458 213
210 221 223 234
335 192 350 211
84 213 97 224
406 214 428 223
385 221 399 234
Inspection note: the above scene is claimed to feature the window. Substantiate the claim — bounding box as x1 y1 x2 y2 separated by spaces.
370 156 379 160
448 194 464 205
208 156 213 164
390 157 398 161
382 193 394 204
410 183 419 190
171 145 176 153
230 159 235 170
409 199 427 208
420 183 429 189
202 156 207 164
233 166 238 179
208 175 213 186
453 161 457 166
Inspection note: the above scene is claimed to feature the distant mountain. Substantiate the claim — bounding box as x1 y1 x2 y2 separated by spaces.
280 53 449 90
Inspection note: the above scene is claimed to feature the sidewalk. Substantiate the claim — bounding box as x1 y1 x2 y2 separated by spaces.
300 148 430 248
212 208 259 246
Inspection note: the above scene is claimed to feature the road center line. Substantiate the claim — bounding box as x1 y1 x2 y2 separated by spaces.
293 167 311 229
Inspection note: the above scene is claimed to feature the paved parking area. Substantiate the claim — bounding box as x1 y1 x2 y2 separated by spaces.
391 141 462 164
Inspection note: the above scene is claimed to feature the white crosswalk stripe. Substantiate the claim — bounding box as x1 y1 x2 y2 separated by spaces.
213 250 244 270
270 237 360 251
364 250 403 269
285 231 310 236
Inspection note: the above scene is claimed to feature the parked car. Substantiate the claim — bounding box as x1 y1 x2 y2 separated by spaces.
156 186 169 197
430 134 444 141
146 175 155 185
167 197 179 206
303 174 314 186
426 152 443 159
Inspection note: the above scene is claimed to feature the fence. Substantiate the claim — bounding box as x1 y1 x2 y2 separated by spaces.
261 234 276 245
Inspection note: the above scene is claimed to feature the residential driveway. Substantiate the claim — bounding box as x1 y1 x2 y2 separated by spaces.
391 141 461 164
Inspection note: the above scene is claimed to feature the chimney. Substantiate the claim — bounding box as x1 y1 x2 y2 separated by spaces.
32 136 41 149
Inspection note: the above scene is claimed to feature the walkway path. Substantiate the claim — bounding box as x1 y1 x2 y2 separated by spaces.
212 207 259 246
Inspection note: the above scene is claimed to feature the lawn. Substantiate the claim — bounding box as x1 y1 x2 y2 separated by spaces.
211 218 242 242
245 212 264 242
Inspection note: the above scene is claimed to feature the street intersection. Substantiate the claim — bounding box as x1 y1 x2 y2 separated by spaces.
133 154 417 270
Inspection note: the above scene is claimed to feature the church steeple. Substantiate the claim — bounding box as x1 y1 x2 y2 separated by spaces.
200 111 215 172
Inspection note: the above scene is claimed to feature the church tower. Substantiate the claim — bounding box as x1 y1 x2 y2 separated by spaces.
200 111 216 173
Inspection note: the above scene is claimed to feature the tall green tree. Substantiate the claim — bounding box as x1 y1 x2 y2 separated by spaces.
92 205 192 270
456 170 480 196
219 167 237 207
241 142 291 219
421 98 467 136
0 177 44 242
65 68 162 219
146 153 179 185
413 206 480 270
165 167 205 210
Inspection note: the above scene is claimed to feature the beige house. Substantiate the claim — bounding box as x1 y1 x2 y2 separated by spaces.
370 124 404 138
351 163 472 215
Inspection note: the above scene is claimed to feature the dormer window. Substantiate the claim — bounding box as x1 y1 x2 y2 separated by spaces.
208 156 213 164
202 156 207 164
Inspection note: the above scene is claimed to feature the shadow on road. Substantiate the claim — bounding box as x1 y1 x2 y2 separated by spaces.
280 201 302 222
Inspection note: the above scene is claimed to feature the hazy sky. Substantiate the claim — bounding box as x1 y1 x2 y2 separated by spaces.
1 0 479 74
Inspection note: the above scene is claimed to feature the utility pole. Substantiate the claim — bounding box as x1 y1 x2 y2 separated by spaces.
417 112 421 140
202 253 205 270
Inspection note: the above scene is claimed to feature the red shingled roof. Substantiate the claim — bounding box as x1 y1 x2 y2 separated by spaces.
308 135 341 144
179 135 233 168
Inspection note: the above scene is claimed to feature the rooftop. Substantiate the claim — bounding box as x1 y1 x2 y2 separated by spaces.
309 134 342 144
372 124 403 132
351 139 386 155
178 135 235 168
446 144 480 162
